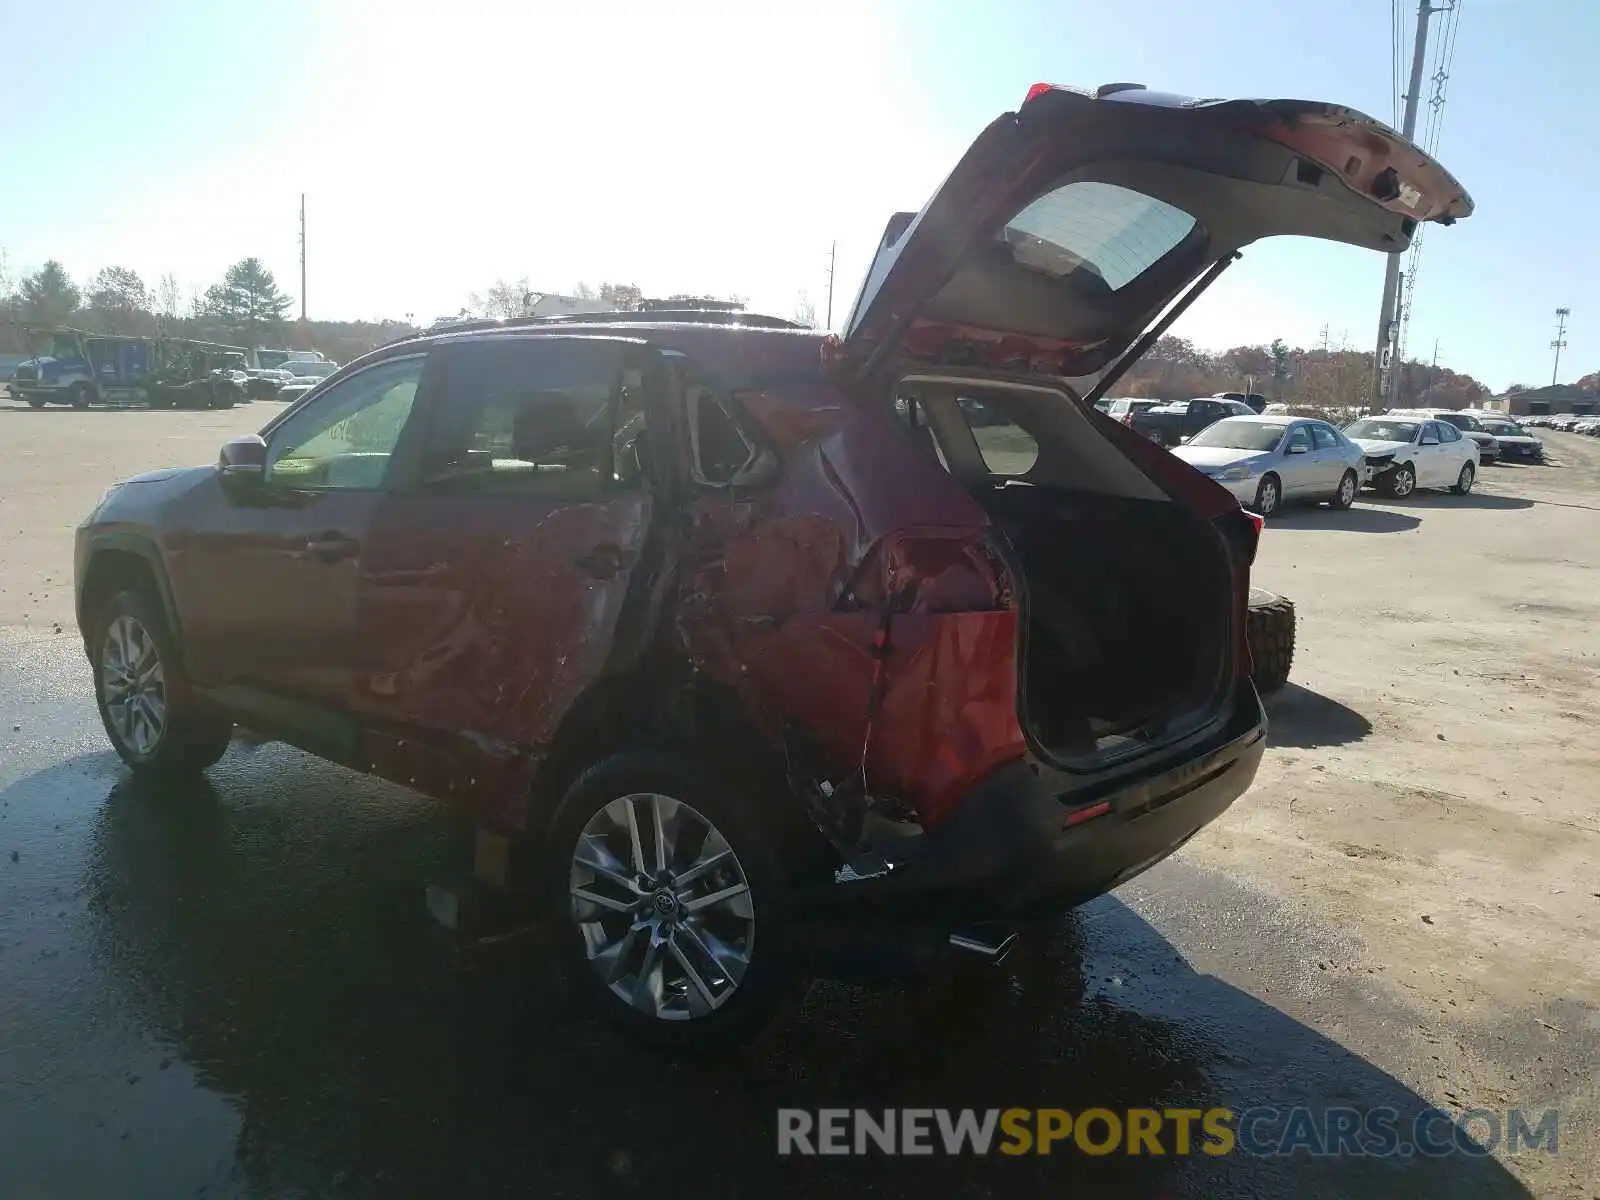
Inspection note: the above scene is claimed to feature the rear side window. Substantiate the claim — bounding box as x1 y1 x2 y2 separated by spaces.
688 387 755 486
1310 425 1339 451
956 397 1039 476
421 340 628 498
1002 181 1199 293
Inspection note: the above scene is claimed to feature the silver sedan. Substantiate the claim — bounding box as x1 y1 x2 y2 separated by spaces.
1171 416 1365 516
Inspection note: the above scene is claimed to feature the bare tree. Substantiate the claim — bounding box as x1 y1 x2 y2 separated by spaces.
469 277 532 318
793 289 818 329
571 281 597 301
154 273 183 321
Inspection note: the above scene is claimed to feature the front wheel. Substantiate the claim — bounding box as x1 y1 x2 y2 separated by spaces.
1251 473 1282 517
546 751 801 1057
26 397 45 409
68 383 94 409
1452 461 1476 494
91 589 232 776
1383 462 1417 499
1329 469 1358 510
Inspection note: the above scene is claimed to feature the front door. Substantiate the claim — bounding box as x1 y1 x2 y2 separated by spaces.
1307 422 1348 491
1415 421 1446 485
175 352 428 752
355 335 666 813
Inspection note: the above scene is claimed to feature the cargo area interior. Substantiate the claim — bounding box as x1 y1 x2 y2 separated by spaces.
894 376 1231 764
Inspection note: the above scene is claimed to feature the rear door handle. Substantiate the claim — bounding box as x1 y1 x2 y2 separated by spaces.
306 532 359 563
573 543 633 579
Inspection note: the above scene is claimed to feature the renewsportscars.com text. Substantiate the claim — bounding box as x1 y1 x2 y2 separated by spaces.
776 1106 1560 1158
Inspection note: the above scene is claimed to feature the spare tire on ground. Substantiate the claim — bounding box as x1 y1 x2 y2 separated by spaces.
1247 587 1295 695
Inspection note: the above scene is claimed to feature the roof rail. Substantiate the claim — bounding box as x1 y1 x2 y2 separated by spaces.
506 309 805 330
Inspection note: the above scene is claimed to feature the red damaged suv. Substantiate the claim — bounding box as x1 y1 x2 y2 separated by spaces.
75 84 1471 1052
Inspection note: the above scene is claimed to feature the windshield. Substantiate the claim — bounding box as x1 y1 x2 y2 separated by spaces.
1187 418 1286 451
1346 419 1420 443
1481 420 1525 436
288 361 338 378
1438 413 1480 431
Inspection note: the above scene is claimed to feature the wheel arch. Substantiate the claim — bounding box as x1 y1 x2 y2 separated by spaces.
79 536 184 658
524 666 799 852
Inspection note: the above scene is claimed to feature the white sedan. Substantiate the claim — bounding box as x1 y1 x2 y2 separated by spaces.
1172 416 1364 516
1342 416 1480 498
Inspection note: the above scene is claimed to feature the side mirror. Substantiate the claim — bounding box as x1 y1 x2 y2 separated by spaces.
219 435 267 499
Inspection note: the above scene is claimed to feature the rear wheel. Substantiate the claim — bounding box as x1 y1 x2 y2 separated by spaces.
1251 473 1282 517
26 397 45 409
545 751 802 1057
1246 588 1295 696
91 589 232 776
1329 469 1358 510
1452 461 1475 494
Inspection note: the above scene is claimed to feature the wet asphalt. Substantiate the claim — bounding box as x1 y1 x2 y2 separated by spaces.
0 626 1569 1199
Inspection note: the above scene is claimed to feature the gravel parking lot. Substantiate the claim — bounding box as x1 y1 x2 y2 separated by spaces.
1 401 1596 1197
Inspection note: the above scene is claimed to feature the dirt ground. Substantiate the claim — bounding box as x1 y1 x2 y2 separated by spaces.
2 400 1597 1191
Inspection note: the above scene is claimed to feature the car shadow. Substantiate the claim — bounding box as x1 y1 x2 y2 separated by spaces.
1384 491 1536 511
2 751 1522 1199
1264 683 1372 749
1273 507 1421 533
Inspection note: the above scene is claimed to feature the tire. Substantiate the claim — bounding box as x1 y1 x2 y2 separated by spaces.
68 383 94 409
1329 469 1358 510
90 589 232 777
544 750 802 1057
1382 462 1416 499
1251 473 1282 517
26 397 45 409
1451 461 1475 495
1246 588 1295 696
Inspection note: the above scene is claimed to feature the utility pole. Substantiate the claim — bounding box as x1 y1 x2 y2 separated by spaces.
824 240 837 331
1320 324 1330 354
1432 339 1440 369
1550 307 1570 386
299 194 307 321
1372 0 1442 411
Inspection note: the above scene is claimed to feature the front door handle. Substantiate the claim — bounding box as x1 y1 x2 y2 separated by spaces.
306 533 359 563
573 543 633 579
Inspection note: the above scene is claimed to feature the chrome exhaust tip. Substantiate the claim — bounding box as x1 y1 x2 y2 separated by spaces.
948 926 1019 965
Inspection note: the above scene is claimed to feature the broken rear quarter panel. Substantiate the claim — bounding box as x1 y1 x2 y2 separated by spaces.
674 350 1027 826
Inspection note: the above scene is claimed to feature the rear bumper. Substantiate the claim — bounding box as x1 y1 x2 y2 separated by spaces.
794 683 1266 925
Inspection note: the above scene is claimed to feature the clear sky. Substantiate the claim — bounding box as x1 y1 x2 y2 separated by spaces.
0 0 1586 390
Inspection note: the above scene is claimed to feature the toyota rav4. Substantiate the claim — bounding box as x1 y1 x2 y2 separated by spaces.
75 83 1471 1053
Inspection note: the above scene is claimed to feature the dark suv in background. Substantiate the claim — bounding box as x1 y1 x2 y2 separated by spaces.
74 82 1471 1053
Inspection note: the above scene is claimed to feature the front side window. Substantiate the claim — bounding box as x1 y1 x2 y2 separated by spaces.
265 355 424 490
1437 422 1462 443
1309 424 1340 451
420 339 629 499
1002 181 1199 292
1284 426 1312 454
1421 422 1442 445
